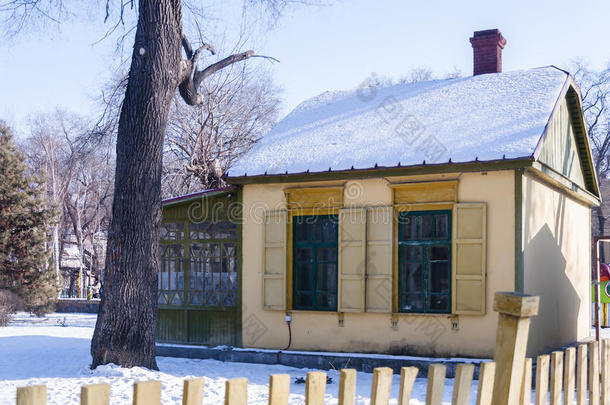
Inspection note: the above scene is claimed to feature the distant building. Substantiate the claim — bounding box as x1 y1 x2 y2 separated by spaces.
59 234 105 298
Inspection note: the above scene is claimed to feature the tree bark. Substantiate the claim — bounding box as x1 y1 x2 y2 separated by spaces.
90 0 183 369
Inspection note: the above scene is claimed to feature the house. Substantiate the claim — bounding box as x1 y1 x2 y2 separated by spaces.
158 29 600 358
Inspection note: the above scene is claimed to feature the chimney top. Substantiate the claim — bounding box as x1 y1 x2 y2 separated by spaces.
469 29 507 76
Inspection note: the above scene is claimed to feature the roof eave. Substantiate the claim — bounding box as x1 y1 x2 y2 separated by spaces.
161 186 236 207
225 157 536 185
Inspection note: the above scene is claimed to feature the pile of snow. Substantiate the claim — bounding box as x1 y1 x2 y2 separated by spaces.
228 67 568 177
0 313 479 404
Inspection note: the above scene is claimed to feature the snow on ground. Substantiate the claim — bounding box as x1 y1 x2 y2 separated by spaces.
0 313 478 405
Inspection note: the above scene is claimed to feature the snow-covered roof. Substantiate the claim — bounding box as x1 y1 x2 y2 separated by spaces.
228 66 569 177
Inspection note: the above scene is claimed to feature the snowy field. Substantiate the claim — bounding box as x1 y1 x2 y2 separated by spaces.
0 312 485 404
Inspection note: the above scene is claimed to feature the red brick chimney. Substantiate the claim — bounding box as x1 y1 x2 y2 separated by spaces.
469 29 507 75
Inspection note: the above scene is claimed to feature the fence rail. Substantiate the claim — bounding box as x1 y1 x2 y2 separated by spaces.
13 293 610 405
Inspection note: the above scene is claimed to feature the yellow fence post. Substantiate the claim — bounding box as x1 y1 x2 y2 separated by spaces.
452 364 474 405
591 341 601 405
398 367 418 405
133 381 161 405
535 355 550 405
81 383 110 405
602 340 610 405
477 362 496 405
426 364 446 405
577 344 588 405
268 374 290 405
491 292 540 405
550 351 563 405
338 369 357 405
305 371 326 405
520 358 532 405
564 347 575 405
16 385 47 405
225 378 248 405
182 378 205 405
370 367 393 405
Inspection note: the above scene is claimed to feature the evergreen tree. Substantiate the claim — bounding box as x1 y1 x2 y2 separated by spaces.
0 122 58 315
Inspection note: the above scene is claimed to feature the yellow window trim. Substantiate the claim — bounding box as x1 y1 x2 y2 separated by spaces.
390 180 458 205
284 186 344 210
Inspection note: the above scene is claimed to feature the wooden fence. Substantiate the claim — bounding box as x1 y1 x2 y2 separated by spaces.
13 292 610 404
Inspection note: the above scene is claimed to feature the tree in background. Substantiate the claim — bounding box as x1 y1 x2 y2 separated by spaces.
24 111 114 298
1 0 316 369
0 122 58 316
96 64 281 199
163 64 280 196
572 63 610 260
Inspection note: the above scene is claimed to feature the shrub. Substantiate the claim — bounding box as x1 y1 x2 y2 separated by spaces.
0 290 23 326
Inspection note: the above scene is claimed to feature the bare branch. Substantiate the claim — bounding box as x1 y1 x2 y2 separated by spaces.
193 50 255 87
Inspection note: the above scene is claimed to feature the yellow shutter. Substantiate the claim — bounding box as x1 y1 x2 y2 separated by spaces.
365 206 393 312
338 208 366 312
452 203 487 315
263 210 287 310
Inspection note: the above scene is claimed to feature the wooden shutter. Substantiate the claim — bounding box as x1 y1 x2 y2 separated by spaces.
452 203 487 315
338 208 366 312
263 210 287 310
365 206 393 312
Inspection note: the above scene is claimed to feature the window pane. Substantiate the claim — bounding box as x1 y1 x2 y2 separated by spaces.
435 214 449 239
402 262 423 293
213 222 237 239
295 291 313 308
316 292 336 310
406 245 422 261
161 223 184 240
421 215 434 239
318 247 337 262
294 262 313 291
312 220 323 242
296 247 313 263
401 294 424 312
430 262 450 293
430 295 450 311
402 215 419 240
430 245 450 261
294 221 308 242
317 263 337 292
320 218 336 242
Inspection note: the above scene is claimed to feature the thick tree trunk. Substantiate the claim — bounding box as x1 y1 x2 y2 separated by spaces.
90 0 183 369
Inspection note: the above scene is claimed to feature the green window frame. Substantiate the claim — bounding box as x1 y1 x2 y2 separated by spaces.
398 210 452 314
158 220 238 309
188 221 238 308
292 215 338 311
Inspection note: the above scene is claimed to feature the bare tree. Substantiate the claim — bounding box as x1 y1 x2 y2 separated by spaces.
571 63 610 260
23 111 114 298
163 64 280 196
2 0 314 369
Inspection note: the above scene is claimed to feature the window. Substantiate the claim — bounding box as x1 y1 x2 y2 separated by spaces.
158 244 185 305
292 215 338 311
398 210 451 313
160 222 184 241
158 220 238 308
188 221 237 308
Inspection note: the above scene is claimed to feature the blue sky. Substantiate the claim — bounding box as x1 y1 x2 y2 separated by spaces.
1 0 609 133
